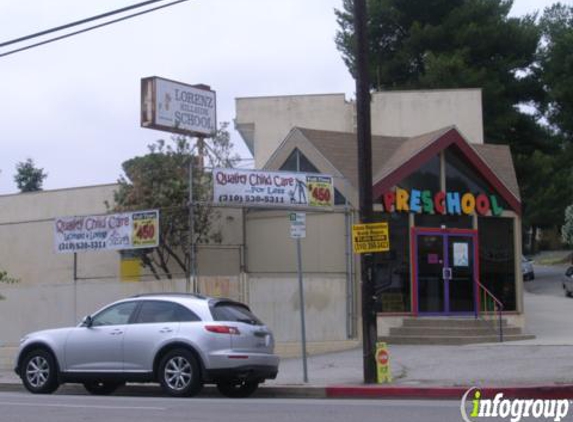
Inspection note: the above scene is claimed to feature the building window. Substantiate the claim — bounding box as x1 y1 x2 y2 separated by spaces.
445 148 509 209
397 156 441 193
372 213 411 313
415 214 473 229
478 217 516 311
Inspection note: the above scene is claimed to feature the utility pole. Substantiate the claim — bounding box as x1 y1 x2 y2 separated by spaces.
354 0 378 384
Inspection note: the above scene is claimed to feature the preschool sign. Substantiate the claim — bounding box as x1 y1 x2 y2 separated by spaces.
213 168 334 209
382 188 504 216
54 210 159 254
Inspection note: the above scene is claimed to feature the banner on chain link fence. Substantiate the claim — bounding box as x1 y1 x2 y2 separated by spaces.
54 210 159 254
212 168 334 209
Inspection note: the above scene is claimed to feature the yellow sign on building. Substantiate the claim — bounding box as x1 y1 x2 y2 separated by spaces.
376 342 392 383
352 222 390 254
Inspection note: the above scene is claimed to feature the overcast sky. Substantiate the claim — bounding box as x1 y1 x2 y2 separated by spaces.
0 0 570 195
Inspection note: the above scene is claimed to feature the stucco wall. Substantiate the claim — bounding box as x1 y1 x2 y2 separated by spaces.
245 210 349 273
235 89 483 167
248 275 348 343
0 185 118 286
370 90 483 143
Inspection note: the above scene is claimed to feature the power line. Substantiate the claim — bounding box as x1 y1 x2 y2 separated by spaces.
0 0 168 48
0 0 190 58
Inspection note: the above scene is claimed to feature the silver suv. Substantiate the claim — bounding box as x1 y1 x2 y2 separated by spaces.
15 293 278 398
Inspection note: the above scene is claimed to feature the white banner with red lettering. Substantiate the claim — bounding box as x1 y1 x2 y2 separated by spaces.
213 168 333 208
54 210 159 253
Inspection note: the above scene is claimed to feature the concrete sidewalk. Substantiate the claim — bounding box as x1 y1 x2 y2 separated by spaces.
2 280 572 399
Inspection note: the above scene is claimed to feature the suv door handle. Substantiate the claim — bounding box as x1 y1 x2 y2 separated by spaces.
110 329 123 335
159 328 174 333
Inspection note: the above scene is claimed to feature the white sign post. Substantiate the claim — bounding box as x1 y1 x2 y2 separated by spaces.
290 212 306 239
290 212 309 383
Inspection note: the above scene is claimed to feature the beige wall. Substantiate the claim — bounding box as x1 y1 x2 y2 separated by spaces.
370 89 483 142
235 89 483 167
0 185 118 286
248 275 349 342
245 210 349 273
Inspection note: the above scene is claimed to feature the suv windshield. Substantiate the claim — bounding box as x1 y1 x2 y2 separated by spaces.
210 302 263 326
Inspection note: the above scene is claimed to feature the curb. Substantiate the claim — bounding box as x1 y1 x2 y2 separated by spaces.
0 382 326 399
326 385 573 400
5 381 573 400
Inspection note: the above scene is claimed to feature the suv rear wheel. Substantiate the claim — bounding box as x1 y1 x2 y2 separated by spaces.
158 348 202 397
21 349 60 394
216 379 259 398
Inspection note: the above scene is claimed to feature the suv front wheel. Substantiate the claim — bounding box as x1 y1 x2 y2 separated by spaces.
21 349 60 394
158 348 203 397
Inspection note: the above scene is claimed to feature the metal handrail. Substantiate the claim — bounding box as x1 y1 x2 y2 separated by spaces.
476 280 504 342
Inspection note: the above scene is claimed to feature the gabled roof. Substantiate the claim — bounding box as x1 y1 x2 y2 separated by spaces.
266 126 521 215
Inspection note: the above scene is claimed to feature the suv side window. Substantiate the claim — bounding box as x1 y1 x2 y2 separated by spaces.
134 300 200 324
566 267 573 277
91 302 138 327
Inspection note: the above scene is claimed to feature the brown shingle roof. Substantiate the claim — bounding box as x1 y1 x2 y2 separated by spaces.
295 126 520 202
471 143 520 200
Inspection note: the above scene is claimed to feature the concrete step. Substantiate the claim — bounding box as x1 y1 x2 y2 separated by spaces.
389 326 522 337
379 334 536 345
402 318 508 328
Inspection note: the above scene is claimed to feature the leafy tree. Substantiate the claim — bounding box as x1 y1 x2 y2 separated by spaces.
519 148 573 252
110 123 239 280
335 0 542 148
0 269 19 300
539 3 573 143
14 158 48 192
563 204 573 247
334 0 573 250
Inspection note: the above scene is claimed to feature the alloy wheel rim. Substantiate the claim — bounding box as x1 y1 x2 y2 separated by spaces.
26 356 49 388
164 356 192 391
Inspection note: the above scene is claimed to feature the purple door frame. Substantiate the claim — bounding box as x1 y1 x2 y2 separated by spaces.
412 228 478 316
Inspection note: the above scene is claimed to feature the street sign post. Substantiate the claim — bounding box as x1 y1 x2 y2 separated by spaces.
290 212 308 383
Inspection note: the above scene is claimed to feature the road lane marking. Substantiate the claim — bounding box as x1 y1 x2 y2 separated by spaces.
0 401 165 411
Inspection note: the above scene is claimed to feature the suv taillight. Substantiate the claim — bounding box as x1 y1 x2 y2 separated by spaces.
205 325 240 335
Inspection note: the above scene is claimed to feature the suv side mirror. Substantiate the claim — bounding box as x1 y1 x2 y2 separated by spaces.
82 315 93 328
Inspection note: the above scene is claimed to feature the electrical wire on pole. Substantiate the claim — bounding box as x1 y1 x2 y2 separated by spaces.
0 0 168 48
0 0 190 58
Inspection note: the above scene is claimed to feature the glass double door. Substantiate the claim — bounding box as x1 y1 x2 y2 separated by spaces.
414 229 477 315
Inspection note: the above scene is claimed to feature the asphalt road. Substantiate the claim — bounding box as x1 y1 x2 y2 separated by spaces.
0 391 479 422
524 264 569 297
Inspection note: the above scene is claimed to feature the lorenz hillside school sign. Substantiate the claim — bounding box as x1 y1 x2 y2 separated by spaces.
141 76 217 136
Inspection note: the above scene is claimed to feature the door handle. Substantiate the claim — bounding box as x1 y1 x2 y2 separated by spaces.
110 329 123 335
443 267 452 280
159 328 174 333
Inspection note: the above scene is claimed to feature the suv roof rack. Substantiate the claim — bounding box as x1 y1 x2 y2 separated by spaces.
130 292 208 300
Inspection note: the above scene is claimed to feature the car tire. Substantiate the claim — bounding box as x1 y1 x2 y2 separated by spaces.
216 380 259 398
566 289 572 298
83 381 124 395
158 348 202 397
21 349 60 394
